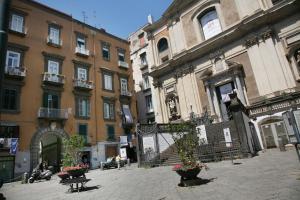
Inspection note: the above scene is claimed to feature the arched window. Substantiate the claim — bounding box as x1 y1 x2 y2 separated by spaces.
157 38 169 53
198 9 222 40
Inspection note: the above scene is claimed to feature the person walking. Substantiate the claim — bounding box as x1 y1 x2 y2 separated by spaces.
116 155 121 170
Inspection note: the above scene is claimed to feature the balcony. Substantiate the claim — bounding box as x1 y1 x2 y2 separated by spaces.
73 79 94 90
118 61 129 69
43 73 65 85
9 26 27 37
47 36 62 47
140 62 148 69
75 47 90 57
5 66 26 79
120 90 132 97
38 107 69 120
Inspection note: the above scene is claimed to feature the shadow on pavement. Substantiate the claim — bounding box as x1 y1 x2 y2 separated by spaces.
178 177 216 187
0 193 6 200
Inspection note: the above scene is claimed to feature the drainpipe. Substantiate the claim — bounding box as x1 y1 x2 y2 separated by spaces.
0 0 11 121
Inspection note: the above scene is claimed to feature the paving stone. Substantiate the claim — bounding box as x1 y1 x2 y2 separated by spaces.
1 149 300 200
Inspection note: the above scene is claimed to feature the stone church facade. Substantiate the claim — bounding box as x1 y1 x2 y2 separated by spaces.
144 0 300 149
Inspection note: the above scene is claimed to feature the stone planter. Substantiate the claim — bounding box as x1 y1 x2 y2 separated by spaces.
175 167 201 180
66 168 86 178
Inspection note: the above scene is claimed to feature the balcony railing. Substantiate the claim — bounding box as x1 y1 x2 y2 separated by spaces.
5 66 26 77
47 36 63 46
75 47 90 57
120 90 132 97
73 79 94 90
38 107 69 119
118 61 129 69
140 62 148 69
43 73 65 85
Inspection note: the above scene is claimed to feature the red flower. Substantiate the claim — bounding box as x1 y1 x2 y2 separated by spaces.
172 164 182 171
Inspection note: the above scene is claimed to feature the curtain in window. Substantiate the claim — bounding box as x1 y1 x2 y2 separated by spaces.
6 51 20 67
104 74 112 90
11 14 23 33
200 10 222 40
122 105 133 124
49 27 60 44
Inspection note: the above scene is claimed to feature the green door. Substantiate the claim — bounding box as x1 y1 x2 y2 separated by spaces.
0 156 15 183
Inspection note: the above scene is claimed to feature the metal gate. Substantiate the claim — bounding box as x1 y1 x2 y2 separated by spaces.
0 155 15 183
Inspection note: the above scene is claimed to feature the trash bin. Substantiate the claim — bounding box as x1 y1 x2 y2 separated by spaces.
278 137 286 151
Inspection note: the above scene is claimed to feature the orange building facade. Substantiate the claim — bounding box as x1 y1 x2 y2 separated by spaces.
0 0 137 179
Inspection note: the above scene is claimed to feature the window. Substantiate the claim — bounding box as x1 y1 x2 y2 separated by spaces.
138 32 145 47
143 76 150 90
77 67 87 80
2 88 17 110
106 125 115 141
198 9 222 40
122 104 133 124
0 126 19 138
103 73 113 91
10 13 24 33
77 97 90 118
101 42 110 61
140 52 148 66
48 26 60 45
120 78 128 93
157 38 169 53
294 49 300 69
78 124 88 144
118 49 125 62
103 101 115 120
145 95 153 113
6 50 20 67
77 35 86 49
47 60 59 74
43 92 59 109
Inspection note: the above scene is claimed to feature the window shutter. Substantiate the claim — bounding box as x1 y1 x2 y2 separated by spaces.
79 124 87 144
43 92 48 107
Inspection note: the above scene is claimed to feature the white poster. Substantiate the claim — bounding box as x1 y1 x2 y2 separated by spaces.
223 128 232 147
142 136 155 152
120 148 127 159
196 125 208 145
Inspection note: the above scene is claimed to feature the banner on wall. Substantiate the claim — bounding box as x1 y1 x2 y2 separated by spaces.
10 138 19 155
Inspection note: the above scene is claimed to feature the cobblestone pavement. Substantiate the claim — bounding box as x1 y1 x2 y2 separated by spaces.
1 149 300 200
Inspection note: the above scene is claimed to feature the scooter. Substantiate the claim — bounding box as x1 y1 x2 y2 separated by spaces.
29 165 52 183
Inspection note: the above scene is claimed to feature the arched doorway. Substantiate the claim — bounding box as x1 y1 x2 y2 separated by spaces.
258 116 288 149
30 128 68 172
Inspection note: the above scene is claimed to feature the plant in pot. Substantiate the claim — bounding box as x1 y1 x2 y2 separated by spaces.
170 123 208 186
59 134 85 180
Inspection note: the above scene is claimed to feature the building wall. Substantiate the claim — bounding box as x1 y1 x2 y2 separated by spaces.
145 0 300 147
1 0 137 172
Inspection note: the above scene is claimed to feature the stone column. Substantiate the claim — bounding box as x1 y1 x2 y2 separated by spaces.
205 84 215 116
235 75 247 106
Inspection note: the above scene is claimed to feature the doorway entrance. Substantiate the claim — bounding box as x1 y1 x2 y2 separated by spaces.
40 134 62 172
30 128 68 172
260 119 289 148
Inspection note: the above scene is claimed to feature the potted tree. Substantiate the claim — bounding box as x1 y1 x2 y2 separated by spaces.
171 123 208 186
58 135 85 180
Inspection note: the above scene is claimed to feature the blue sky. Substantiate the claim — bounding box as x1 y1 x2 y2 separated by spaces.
36 0 173 39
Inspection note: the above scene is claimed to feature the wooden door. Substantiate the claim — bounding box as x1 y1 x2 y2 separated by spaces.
261 124 276 148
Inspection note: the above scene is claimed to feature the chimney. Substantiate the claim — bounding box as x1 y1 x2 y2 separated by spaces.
147 14 153 24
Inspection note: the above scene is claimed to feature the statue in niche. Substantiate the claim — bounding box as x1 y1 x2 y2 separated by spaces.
167 95 180 121
295 49 300 67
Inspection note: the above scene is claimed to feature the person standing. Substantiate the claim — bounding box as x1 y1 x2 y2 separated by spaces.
116 155 121 170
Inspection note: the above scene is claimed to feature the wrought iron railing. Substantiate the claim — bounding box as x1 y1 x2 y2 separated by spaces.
5 66 26 77
75 47 90 56
43 73 65 84
118 61 129 68
120 90 132 97
37 107 69 119
73 79 93 89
